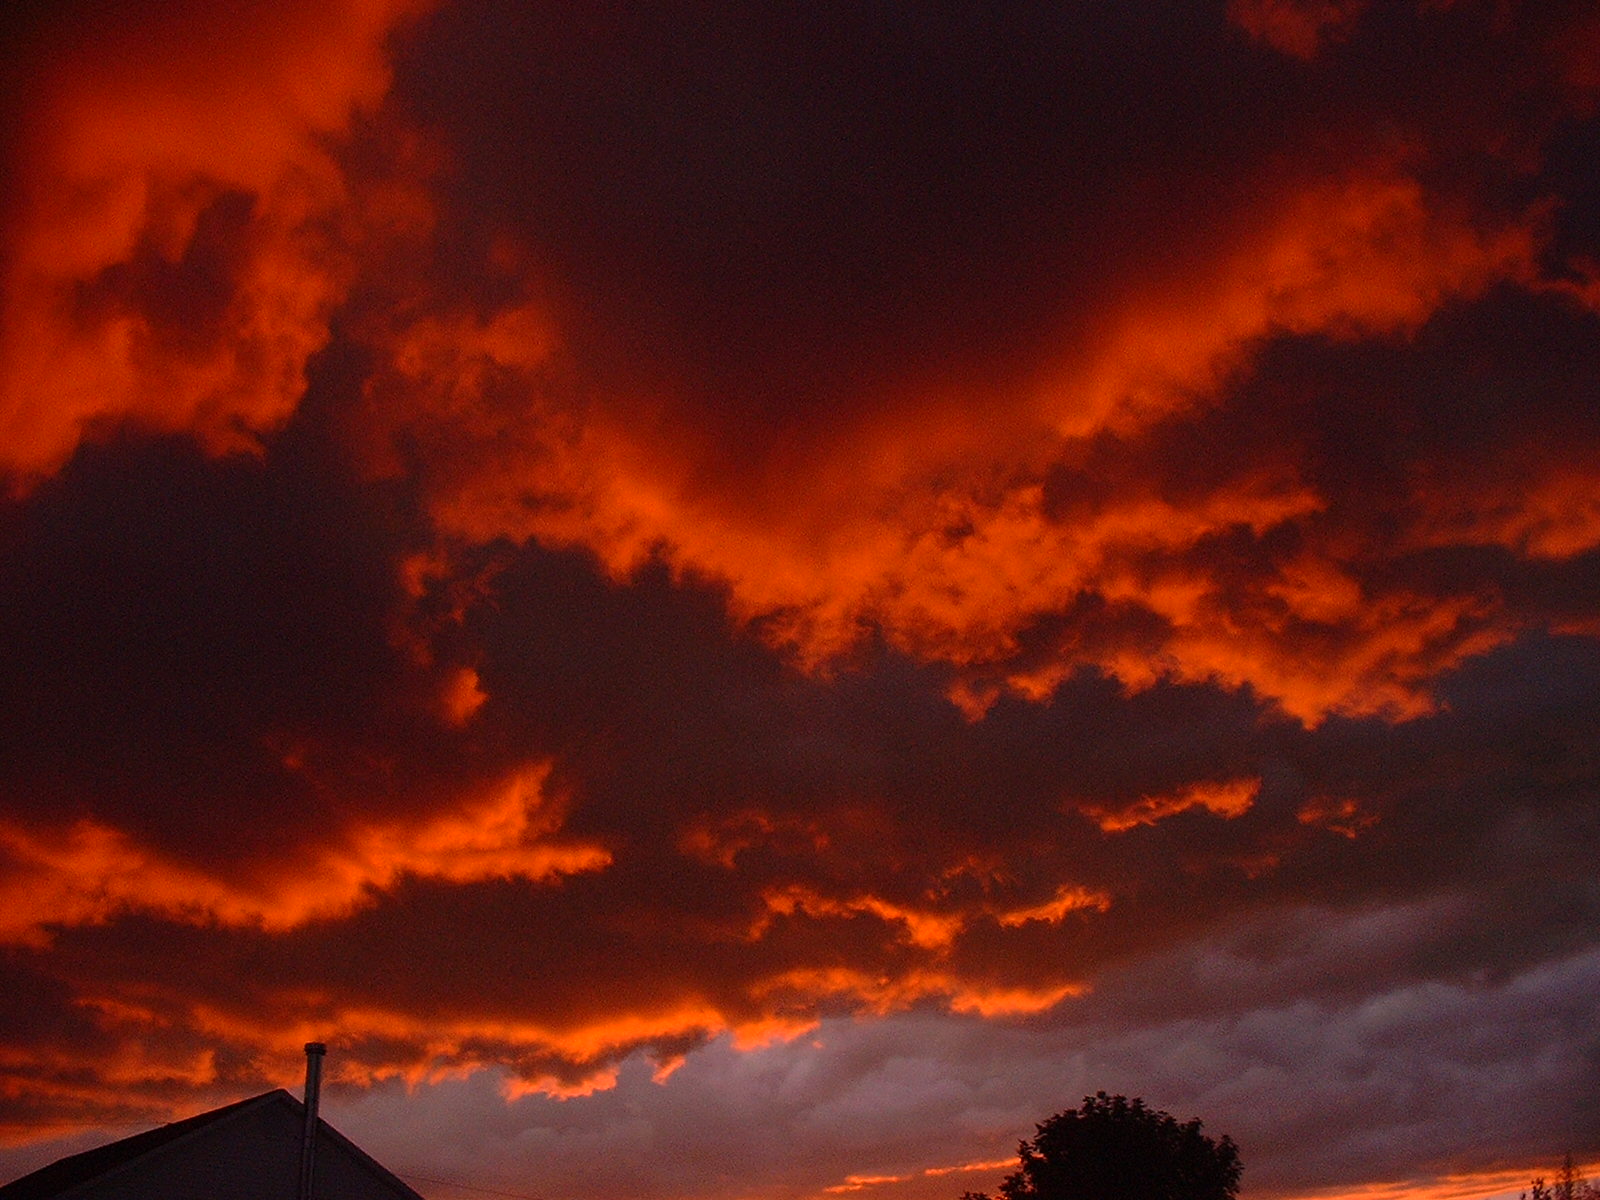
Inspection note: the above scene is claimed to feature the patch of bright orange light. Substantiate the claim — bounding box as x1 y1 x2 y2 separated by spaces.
945 981 1087 1017
828 1175 912 1193
1087 778 1260 834
1265 555 1369 626
728 1014 822 1052
825 1158 1024 1194
500 1068 620 1101
439 666 488 725
756 966 1085 1019
0 765 608 945
1297 795 1381 838
995 885 1112 926
1271 1163 1597 1200
922 1159 1017 1178
757 885 966 950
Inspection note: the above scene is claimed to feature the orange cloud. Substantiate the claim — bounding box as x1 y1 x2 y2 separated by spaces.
828 1175 913 1193
64 987 836 1108
994 886 1113 926
0 1039 220 1145
1086 778 1261 834
1297 796 1381 838
1413 464 1600 561
1096 576 1509 726
751 877 1112 954
826 1159 1033 1194
755 967 1085 1020
439 666 489 726
0 765 608 946
0 7 1594 1196
756 886 967 951
0 0 428 485
377 166 1542 727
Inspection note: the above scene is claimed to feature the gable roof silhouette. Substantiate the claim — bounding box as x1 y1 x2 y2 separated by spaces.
0 1089 424 1200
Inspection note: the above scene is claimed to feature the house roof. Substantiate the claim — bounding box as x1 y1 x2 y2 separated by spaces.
0 1093 277 1200
0 1089 423 1200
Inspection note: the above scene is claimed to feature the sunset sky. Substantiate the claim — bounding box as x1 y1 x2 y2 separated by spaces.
1 2 1598 1199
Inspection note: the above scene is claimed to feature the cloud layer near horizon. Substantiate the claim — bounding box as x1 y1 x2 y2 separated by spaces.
1 2 1598 1198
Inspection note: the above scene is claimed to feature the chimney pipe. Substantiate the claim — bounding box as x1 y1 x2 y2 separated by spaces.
298 1042 326 1200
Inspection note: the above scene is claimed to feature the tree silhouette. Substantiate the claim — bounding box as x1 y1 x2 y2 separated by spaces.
963 1093 1241 1200
1522 1155 1597 1200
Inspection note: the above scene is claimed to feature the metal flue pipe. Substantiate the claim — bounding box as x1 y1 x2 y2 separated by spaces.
298 1042 326 1200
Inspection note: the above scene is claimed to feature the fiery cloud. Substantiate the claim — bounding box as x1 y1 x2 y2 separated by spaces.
2 3 1599 1200
1085 779 1261 834
0 0 427 484
0 767 607 947
372 167 1543 725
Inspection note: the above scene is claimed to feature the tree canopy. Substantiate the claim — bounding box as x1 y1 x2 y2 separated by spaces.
964 1093 1242 1200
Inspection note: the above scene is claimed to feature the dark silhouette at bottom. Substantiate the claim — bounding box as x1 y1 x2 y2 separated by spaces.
963 1092 1242 1200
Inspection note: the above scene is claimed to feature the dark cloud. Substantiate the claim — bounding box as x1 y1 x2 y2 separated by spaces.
2 3 1600 1200
0 428 436 860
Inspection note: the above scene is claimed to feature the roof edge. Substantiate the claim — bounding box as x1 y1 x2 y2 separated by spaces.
0 1091 291 1200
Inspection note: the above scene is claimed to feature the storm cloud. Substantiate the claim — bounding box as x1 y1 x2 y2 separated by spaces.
1 3 1598 1199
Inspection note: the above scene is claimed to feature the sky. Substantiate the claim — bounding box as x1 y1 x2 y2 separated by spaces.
0 1 1597 1199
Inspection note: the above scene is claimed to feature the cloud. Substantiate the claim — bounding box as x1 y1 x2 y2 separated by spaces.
347 0 1593 728
312 939 1600 1200
1086 779 1261 834
1 4 1599 1200
0 0 428 484
0 765 607 946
